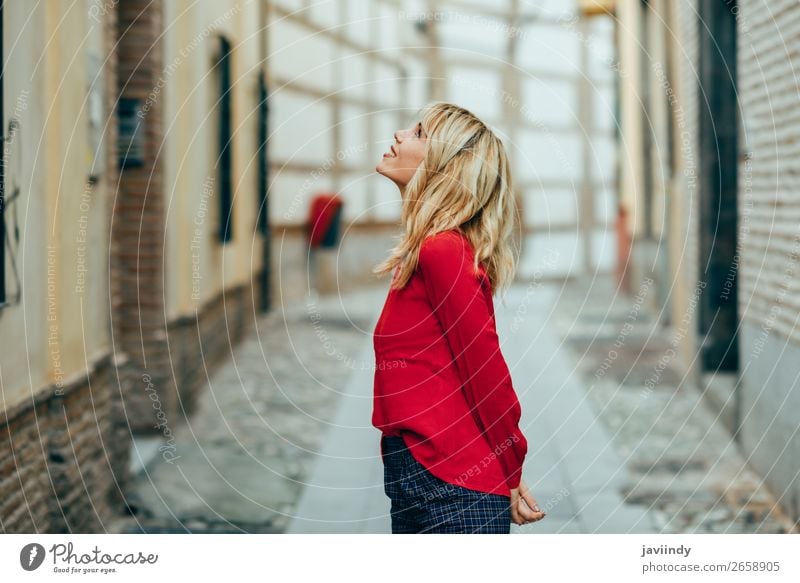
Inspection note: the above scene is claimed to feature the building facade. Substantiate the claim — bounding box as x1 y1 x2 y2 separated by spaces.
0 0 269 533
0 0 122 534
608 0 800 524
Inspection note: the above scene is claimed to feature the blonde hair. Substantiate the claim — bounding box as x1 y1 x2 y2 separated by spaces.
372 101 519 297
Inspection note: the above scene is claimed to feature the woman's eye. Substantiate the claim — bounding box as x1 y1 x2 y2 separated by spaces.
416 127 422 138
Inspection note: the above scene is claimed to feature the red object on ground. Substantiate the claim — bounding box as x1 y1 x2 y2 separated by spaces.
372 229 528 497
307 193 343 248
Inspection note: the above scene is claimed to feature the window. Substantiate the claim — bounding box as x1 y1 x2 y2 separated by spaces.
0 4 18 309
663 0 677 179
257 73 268 235
640 0 654 240
117 98 145 168
214 35 234 243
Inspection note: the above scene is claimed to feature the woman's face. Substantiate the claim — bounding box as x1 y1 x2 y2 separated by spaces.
375 121 427 193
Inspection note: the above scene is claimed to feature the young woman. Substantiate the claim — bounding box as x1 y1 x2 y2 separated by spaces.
371 101 546 533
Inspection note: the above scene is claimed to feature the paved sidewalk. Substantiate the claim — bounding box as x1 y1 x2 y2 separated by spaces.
551 276 796 534
113 287 387 534
288 281 659 534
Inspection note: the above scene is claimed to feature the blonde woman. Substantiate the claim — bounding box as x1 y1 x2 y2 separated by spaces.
371 101 546 533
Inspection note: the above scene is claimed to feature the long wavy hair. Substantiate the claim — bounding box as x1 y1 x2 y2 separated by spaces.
372 101 520 298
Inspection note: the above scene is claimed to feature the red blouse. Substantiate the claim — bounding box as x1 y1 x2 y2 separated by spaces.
372 229 528 497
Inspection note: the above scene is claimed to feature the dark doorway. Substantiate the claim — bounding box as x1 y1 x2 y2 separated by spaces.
640 0 653 240
257 71 271 312
214 35 234 244
697 0 739 372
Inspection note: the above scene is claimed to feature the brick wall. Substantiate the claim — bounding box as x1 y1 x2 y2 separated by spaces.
0 356 122 533
166 279 259 416
736 0 800 524
47 357 120 532
112 0 175 433
0 397 53 531
737 0 800 336
103 0 135 522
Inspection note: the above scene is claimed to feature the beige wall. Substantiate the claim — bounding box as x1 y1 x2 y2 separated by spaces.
616 0 645 239
614 0 702 377
0 0 268 411
163 0 265 320
668 0 701 380
0 2 114 411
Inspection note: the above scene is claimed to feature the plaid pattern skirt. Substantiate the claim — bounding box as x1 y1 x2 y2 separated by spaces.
381 435 511 534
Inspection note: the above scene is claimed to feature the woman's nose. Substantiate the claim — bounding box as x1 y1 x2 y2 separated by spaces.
394 130 403 143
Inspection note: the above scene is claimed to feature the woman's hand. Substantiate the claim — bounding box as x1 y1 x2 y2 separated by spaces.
510 478 546 525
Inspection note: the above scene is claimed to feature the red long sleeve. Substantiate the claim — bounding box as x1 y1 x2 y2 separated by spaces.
417 231 528 490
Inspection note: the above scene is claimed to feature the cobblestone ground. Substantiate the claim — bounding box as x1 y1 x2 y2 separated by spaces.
550 275 797 534
110 286 388 533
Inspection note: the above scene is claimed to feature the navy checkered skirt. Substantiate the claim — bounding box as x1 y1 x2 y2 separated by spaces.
381 434 511 534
